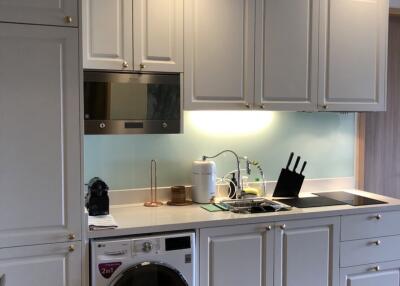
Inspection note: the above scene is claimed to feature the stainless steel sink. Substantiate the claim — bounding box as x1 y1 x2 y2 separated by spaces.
220 198 291 214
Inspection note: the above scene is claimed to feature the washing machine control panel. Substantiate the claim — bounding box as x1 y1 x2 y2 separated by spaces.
132 238 161 255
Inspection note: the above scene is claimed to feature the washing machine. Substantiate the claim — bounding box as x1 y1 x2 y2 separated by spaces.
91 232 195 286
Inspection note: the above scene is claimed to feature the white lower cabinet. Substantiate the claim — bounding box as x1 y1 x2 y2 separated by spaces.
199 223 274 286
199 217 340 286
341 261 400 286
0 242 81 286
339 211 400 286
274 217 340 286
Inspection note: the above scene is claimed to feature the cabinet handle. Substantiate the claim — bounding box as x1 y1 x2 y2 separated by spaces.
68 233 76 240
371 240 381 246
280 224 286 230
245 103 251 109
139 63 146 70
370 214 382 220
257 225 272 232
369 265 380 272
259 104 265 109
64 16 73 24
68 245 75 252
122 61 129 68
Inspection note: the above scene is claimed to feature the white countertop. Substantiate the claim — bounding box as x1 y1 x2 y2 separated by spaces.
88 190 400 239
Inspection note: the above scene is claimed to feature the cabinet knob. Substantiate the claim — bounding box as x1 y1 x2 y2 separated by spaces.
369 265 380 272
64 16 73 24
280 224 286 230
68 245 75 252
266 225 272 231
162 122 168 129
122 61 129 68
375 214 382 220
68 233 76 240
372 240 381 246
322 105 328 110
245 103 251 109
139 63 146 70
259 104 265 109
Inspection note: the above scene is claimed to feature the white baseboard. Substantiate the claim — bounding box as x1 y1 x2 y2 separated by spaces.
108 177 355 205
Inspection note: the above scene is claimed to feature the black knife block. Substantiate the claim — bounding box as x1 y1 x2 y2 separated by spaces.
273 168 305 197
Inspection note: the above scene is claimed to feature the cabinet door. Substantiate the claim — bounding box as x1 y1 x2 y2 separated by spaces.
133 0 183 72
82 0 133 70
0 23 81 248
318 0 389 111
275 217 340 286
0 0 77 27
340 260 400 286
184 0 256 110
254 0 319 111
199 224 274 286
0 242 81 286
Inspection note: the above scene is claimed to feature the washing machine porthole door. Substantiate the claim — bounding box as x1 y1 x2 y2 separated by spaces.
111 262 189 286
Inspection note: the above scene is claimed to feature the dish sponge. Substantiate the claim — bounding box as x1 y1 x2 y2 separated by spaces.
243 187 260 196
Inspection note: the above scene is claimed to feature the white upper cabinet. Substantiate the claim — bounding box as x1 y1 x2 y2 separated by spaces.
318 0 388 111
133 0 183 72
274 217 340 286
82 0 133 70
200 223 274 286
0 242 81 286
83 0 183 72
0 23 81 248
254 0 319 111
184 0 256 110
184 0 388 112
0 0 78 27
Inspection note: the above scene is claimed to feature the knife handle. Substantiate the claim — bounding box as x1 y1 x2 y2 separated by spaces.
300 161 307 175
293 156 300 172
286 152 294 169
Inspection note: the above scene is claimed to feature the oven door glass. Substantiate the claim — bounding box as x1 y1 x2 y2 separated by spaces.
84 72 180 134
111 263 188 286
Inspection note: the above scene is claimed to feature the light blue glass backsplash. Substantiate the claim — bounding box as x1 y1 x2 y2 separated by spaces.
84 111 355 190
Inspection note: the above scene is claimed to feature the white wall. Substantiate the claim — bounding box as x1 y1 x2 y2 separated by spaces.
391 0 400 8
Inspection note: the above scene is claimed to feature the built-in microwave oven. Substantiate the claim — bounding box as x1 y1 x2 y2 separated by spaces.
84 71 181 134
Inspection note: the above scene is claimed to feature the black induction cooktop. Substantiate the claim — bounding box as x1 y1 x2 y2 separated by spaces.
314 191 387 206
273 191 387 208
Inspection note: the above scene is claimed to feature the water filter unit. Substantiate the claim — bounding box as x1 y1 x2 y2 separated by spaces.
192 160 216 203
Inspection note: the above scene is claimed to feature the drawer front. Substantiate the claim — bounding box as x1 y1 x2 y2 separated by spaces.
341 235 400 267
340 260 400 286
341 211 400 241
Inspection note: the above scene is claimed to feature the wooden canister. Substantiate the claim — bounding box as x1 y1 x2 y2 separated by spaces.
167 186 192 206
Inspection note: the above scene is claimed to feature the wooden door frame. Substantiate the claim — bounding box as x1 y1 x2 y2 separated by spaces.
355 113 366 190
